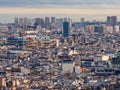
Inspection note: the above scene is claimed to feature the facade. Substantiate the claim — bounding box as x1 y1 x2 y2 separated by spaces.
0 77 6 87
51 17 55 23
94 25 104 33
81 18 85 24
114 25 119 33
111 16 117 26
106 26 114 33
34 18 44 28
61 60 74 73
39 36 56 48
107 16 111 26
45 17 50 28
63 22 69 37
107 16 117 26
19 18 24 26
14 18 18 28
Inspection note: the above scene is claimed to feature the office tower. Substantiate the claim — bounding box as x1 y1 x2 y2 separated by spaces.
81 18 85 24
14 17 18 28
107 16 111 26
111 16 117 26
63 22 69 37
107 16 117 33
64 18 71 22
23 17 29 26
23 17 30 30
107 16 117 26
51 17 55 23
34 18 40 25
45 17 50 28
64 18 68 22
56 18 63 28
19 18 24 26
34 18 44 28
94 25 104 33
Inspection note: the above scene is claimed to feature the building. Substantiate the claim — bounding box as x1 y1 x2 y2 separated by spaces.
7 36 25 47
60 60 74 73
107 16 117 26
23 17 31 26
106 26 114 33
0 24 9 33
64 18 68 22
94 55 109 61
107 16 111 26
56 18 63 28
39 35 56 48
34 18 44 28
19 18 24 26
86 25 94 33
114 25 119 33
81 18 85 24
51 17 55 23
45 17 50 28
0 77 6 87
63 22 69 37
14 17 18 28
94 26 104 33
111 16 117 26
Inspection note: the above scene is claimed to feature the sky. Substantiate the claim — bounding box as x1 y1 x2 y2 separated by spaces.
0 0 120 23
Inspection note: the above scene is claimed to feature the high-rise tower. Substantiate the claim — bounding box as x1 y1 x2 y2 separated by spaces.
63 22 69 37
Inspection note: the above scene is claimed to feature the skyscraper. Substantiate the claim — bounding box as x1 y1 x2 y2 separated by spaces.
34 18 44 28
63 22 69 37
23 17 29 26
45 17 50 28
81 18 85 24
14 17 18 28
19 18 24 26
111 16 117 26
107 16 117 26
107 16 111 26
51 17 55 23
107 16 117 33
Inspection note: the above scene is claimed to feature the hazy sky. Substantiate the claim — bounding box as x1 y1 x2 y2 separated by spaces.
0 0 120 22
0 0 120 8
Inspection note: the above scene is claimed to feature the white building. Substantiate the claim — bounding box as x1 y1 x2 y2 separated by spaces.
94 55 109 61
106 26 113 33
114 25 119 33
62 60 74 73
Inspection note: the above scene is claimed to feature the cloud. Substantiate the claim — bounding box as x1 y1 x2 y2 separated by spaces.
0 0 120 8
0 0 120 15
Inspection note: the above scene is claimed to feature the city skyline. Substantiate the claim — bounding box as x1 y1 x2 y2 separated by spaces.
0 0 120 23
1 1 120 89
1 14 120 23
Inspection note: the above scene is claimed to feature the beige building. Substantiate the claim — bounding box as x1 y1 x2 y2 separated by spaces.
0 77 6 87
